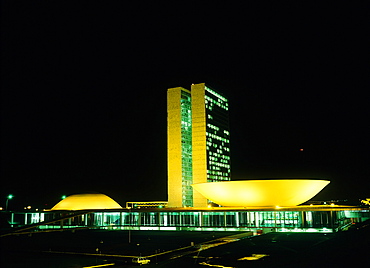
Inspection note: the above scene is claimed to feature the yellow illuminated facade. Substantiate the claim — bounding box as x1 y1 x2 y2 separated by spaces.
167 83 231 207
192 179 330 207
167 87 193 207
51 193 122 210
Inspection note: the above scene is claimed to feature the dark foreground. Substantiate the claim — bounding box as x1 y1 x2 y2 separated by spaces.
1 222 369 268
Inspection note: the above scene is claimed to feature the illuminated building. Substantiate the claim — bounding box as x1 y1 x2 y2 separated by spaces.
3 193 370 233
167 83 231 207
3 84 369 235
51 193 122 210
192 179 330 207
5 204 370 233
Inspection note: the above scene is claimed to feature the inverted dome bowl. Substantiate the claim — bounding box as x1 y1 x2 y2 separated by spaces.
51 193 122 210
192 179 330 207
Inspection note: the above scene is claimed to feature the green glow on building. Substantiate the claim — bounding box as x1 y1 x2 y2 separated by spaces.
16 207 370 233
205 86 231 182
168 83 231 207
180 90 193 207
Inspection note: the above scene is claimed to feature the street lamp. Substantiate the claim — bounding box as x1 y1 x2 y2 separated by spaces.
6 194 13 211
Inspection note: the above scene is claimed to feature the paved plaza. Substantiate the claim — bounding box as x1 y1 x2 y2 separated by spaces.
1 223 369 267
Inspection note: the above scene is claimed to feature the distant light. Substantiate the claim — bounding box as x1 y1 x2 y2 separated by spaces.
27 206 31 209
275 205 281 209
7 194 13 199
330 203 335 206
300 149 304 151
61 195 67 199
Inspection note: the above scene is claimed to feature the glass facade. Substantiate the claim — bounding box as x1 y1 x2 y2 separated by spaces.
180 90 193 207
7 208 369 233
205 86 231 182
168 83 231 207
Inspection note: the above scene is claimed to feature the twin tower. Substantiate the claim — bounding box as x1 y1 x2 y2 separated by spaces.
167 83 231 207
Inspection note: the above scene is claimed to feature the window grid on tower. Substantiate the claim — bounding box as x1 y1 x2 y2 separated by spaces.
205 86 231 182
180 91 193 207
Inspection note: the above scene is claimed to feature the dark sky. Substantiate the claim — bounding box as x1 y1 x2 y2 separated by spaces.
1 2 369 209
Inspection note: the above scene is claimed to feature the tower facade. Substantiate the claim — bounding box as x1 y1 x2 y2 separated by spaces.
167 83 231 207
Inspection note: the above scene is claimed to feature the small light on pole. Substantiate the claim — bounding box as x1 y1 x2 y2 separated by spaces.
6 194 14 211
61 195 67 199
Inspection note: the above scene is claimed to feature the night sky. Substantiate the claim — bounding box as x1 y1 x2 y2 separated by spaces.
2 2 369 209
